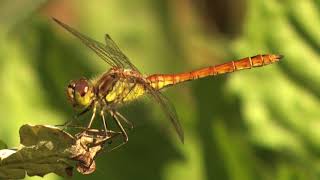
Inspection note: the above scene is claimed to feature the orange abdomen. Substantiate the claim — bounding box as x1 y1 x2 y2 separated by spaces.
147 54 283 90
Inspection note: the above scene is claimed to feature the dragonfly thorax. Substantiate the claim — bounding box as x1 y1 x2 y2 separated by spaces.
95 69 147 105
66 78 95 110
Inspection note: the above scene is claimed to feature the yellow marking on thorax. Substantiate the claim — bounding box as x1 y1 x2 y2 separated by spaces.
105 80 146 103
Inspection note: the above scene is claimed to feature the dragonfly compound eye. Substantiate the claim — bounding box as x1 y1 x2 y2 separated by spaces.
67 78 94 109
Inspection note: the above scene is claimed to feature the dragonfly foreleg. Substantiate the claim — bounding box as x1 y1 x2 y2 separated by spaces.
100 110 110 137
87 102 98 129
57 103 93 129
54 116 80 130
76 106 91 118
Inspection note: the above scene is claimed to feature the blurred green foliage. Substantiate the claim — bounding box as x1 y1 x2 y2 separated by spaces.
0 0 319 180
0 140 7 150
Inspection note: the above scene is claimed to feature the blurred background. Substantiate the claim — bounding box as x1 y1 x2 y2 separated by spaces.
0 0 320 179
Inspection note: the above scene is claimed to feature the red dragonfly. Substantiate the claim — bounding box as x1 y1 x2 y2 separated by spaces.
53 18 282 147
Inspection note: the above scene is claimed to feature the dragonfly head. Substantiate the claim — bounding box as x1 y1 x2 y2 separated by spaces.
66 78 94 109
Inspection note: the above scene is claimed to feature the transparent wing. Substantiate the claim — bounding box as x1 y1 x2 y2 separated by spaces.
104 34 140 72
144 84 184 143
53 18 139 72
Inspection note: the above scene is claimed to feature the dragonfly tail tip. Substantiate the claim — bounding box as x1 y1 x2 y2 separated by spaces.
270 54 284 62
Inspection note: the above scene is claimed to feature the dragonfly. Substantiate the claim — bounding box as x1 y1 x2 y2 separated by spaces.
53 18 282 147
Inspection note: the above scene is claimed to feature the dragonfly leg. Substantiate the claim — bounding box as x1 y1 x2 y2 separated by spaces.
75 106 91 118
56 104 91 129
115 111 134 129
100 110 110 137
55 116 80 131
55 120 72 127
87 103 97 129
106 110 128 151
76 103 98 140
